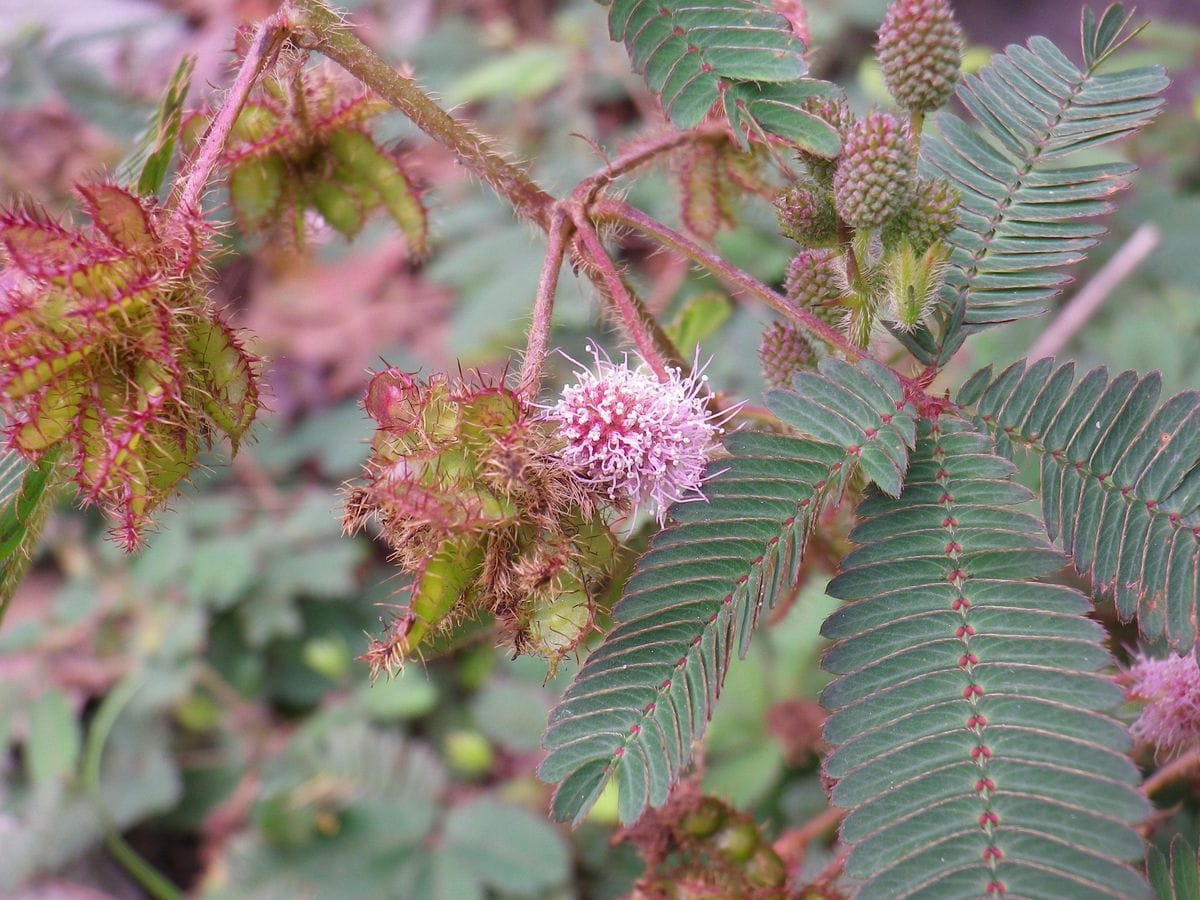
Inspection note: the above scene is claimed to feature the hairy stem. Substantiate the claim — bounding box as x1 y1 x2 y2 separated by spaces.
519 207 573 397
289 0 554 228
173 13 291 216
574 126 728 205
572 214 673 381
595 198 868 361
1143 748 1200 797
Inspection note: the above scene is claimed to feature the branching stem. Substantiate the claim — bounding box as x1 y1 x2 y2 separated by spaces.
173 13 291 217
289 0 554 228
594 198 869 361
572 214 673 381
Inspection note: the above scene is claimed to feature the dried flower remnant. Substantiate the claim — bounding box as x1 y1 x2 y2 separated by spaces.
1126 652 1200 756
546 345 727 523
0 184 260 548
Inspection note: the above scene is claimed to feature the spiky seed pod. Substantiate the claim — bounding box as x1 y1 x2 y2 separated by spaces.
833 112 916 229
774 181 838 247
758 321 814 389
876 0 965 114
882 176 961 252
784 248 847 327
0 185 260 548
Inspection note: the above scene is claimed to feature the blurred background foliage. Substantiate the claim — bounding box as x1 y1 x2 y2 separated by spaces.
0 0 1197 896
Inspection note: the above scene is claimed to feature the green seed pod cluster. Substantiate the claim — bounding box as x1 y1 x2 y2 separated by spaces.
876 0 965 114
758 321 815 389
345 370 613 678
190 67 428 254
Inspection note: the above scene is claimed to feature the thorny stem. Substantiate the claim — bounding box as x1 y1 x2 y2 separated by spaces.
289 0 555 228
572 214 674 381
173 13 291 218
518 206 573 397
595 198 869 361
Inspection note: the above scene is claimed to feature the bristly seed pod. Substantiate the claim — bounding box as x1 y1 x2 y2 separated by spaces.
876 0 965 114
833 111 916 229
0 184 261 549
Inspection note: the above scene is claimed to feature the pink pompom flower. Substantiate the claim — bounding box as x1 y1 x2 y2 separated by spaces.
545 344 731 522
1125 652 1200 755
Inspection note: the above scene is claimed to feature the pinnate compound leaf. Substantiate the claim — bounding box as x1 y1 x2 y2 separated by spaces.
962 359 1200 653
766 358 918 497
541 361 916 826
821 417 1149 898
541 433 849 826
604 0 840 154
926 9 1167 327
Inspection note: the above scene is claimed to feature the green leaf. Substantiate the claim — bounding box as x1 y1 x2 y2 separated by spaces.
1149 836 1200 900
542 437 855 826
821 417 1150 898
446 45 570 104
664 292 733 355
604 0 840 153
766 358 918 497
926 10 1167 327
27 689 81 788
118 54 196 196
441 798 571 894
0 442 63 621
962 359 1200 653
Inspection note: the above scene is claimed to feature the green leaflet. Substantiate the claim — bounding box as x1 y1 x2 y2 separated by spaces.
925 9 1167 328
1148 836 1200 900
821 417 1149 899
962 358 1200 653
604 0 841 154
0 442 63 620
540 360 917 826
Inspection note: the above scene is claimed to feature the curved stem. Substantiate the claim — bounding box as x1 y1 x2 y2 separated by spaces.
289 0 554 228
572 214 673 381
1143 748 1200 797
173 13 291 218
594 198 869 361
518 206 573 398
